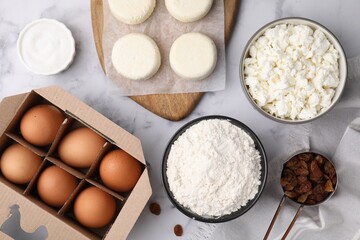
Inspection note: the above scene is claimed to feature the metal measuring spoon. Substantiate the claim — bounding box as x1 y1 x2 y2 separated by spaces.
263 151 338 240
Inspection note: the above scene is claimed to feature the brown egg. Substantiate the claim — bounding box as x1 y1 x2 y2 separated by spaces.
0 143 42 184
99 149 142 192
20 104 65 146
58 128 106 168
74 186 116 228
37 165 78 208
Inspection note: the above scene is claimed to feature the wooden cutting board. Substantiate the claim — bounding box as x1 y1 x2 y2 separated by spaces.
91 0 240 121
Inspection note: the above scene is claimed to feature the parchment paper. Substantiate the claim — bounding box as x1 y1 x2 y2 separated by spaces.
102 0 226 96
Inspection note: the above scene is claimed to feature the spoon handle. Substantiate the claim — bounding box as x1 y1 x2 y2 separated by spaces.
281 205 304 240
263 195 287 240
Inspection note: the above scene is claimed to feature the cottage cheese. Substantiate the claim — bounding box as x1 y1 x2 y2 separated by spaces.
244 24 340 120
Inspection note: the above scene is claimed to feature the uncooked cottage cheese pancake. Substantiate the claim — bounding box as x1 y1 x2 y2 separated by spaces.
165 0 213 22
169 32 217 81
108 0 156 24
111 33 161 81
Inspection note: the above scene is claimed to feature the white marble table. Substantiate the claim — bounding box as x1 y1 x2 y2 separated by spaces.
1 0 360 239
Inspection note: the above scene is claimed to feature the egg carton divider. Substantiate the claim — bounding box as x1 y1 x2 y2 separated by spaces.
5 133 47 157
46 117 75 156
23 156 49 195
45 156 85 179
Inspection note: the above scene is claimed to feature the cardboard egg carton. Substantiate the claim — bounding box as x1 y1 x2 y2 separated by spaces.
0 86 152 240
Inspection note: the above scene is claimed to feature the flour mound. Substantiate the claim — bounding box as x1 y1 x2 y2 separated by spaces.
166 119 262 217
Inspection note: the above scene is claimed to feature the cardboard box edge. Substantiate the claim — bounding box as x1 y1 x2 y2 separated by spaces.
0 93 29 136
105 169 152 239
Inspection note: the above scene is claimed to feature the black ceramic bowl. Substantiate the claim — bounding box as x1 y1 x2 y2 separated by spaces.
162 115 268 223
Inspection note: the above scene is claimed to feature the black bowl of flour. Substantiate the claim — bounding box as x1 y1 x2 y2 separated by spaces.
162 115 268 223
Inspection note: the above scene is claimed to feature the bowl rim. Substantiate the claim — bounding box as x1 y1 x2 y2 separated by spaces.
239 17 348 124
162 115 268 223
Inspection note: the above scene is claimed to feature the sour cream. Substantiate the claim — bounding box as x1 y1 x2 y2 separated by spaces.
17 19 75 75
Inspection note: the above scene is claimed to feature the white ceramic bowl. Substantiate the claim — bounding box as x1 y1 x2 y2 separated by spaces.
17 19 76 75
240 17 347 124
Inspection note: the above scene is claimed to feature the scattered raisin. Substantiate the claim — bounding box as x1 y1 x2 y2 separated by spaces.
149 202 161 215
174 224 183 237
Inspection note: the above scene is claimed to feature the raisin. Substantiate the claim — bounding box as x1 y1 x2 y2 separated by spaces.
294 181 312 194
297 175 308 184
149 202 161 215
297 193 310 203
280 178 289 187
324 161 336 179
285 191 299 198
299 160 308 170
298 153 312 162
315 155 326 166
174 224 183 237
324 180 334 192
294 167 309 176
282 169 295 178
331 176 337 185
281 169 297 190
313 184 327 202
285 157 299 170
310 160 323 182
307 194 315 200
306 199 316 205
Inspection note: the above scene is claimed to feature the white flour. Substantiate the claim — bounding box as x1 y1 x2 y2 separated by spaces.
166 119 262 217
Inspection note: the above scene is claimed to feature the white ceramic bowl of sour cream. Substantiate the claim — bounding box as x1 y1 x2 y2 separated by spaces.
17 19 76 75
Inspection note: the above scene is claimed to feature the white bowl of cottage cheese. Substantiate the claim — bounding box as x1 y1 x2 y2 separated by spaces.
240 17 347 123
